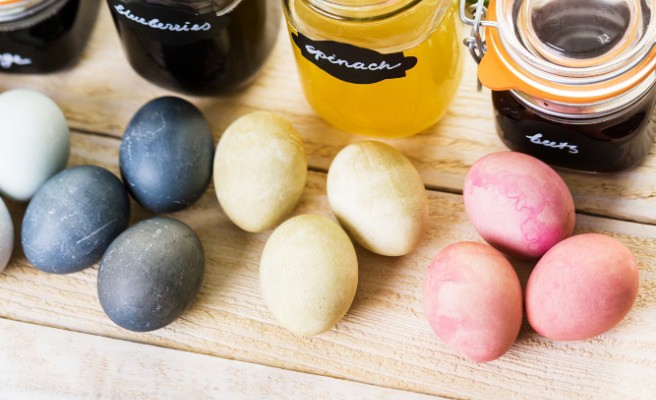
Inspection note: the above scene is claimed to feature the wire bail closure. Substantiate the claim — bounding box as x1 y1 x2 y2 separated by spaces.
460 0 497 89
460 0 496 63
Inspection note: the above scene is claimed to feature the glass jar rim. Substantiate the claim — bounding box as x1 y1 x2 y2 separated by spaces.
0 0 63 23
496 0 656 82
476 0 656 103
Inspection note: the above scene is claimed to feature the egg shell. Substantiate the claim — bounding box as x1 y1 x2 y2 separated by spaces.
214 112 307 232
260 214 358 337
21 166 130 274
423 242 523 362
120 97 214 213
327 141 428 256
526 233 639 341
0 197 13 273
98 217 205 332
464 151 575 259
0 89 69 201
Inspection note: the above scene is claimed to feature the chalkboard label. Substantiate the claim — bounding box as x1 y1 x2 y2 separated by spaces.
108 0 229 45
291 32 417 85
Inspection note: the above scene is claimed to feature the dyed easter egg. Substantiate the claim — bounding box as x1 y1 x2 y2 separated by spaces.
423 242 523 362
464 151 575 259
214 112 307 232
526 233 639 341
22 166 130 274
260 214 358 336
98 217 205 332
120 97 214 213
0 89 69 201
327 141 428 256
0 197 13 273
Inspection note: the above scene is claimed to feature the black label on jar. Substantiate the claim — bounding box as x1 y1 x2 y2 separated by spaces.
291 32 417 85
107 0 229 45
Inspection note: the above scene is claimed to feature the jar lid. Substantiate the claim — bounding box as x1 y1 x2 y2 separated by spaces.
475 0 656 103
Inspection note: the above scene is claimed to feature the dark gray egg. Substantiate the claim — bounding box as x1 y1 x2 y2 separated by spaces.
22 165 130 274
120 97 214 213
98 217 204 332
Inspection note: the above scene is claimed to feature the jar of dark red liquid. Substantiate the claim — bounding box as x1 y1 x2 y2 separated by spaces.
107 0 280 95
462 0 656 172
0 0 100 73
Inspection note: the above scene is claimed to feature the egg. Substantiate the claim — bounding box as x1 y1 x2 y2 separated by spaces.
21 166 130 274
423 242 523 362
98 217 205 332
120 97 214 213
327 141 428 256
0 89 69 201
214 112 307 232
0 197 13 273
526 233 639 341
260 214 358 336
464 151 575 259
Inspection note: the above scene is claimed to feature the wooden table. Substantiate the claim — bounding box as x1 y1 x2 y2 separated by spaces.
1 5 655 400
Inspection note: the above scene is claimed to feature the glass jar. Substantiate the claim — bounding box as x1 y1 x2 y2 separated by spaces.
283 0 464 138
0 0 100 73
107 0 281 95
462 0 656 172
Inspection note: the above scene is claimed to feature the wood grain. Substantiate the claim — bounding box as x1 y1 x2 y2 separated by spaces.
0 132 654 399
0 318 442 400
0 6 655 225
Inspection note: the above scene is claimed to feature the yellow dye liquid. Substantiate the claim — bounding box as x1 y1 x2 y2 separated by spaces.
284 0 463 138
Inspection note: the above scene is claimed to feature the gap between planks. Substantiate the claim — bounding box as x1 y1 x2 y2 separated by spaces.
70 128 656 229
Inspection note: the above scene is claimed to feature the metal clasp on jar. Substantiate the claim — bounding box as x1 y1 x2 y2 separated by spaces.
459 0 498 89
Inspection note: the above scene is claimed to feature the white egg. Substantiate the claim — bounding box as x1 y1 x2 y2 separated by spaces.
327 141 428 256
0 197 13 273
0 89 70 201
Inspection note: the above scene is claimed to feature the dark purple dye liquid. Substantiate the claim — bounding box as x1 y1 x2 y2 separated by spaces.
108 0 280 95
492 87 656 172
0 0 100 73
530 0 631 60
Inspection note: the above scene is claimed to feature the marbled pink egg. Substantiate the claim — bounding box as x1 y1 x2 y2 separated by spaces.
464 152 575 259
526 233 639 341
423 242 523 362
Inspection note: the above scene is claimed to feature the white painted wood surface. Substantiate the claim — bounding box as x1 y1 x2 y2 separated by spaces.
0 318 442 399
0 5 654 400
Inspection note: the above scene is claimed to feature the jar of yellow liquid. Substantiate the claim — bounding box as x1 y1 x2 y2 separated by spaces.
282 0 463 138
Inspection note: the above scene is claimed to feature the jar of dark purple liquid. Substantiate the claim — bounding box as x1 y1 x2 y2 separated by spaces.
107 0 280 95
462 0 656 172
0 0 100 73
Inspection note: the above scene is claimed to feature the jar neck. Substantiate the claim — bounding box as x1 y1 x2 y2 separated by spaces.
0 0 63 23
286 0 455 51
301 0 423 21
511 73 656 120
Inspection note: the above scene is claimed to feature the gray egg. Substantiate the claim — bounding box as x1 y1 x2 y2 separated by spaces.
0 197 13 273
98 217 204 332
22 166 130 274
120 97 214 213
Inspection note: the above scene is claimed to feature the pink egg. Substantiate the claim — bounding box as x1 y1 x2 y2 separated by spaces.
526 233 639 341
464 151 575 259
423 242 523 362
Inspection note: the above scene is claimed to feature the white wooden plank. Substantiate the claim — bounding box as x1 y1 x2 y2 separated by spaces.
0 318 443 400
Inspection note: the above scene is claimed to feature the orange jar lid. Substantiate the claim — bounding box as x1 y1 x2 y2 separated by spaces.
464 0 656 104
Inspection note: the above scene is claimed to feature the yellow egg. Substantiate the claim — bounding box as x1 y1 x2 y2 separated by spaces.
260 214 358 336
214 112 307 232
